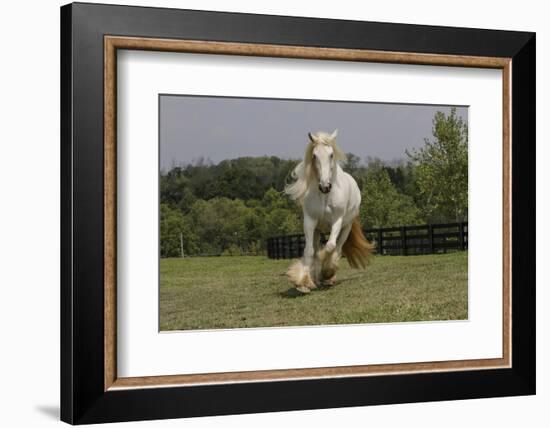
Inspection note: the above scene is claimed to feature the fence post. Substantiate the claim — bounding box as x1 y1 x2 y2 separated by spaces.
428 224 434 254
377 229 383 255
401 226 407 256
459 222 465 250
180 232 184 258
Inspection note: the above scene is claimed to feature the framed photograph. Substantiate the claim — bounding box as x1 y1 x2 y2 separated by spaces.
60 2 535 424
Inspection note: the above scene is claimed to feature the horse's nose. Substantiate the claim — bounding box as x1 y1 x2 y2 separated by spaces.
319 183 332 194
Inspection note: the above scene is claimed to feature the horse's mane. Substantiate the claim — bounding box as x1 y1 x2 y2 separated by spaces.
285 131 346 202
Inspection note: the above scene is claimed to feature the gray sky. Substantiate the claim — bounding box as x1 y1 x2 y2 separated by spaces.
160 95 467 170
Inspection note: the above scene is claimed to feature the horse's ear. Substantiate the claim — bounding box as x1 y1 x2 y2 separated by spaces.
308 132 316 143
330 129 339 140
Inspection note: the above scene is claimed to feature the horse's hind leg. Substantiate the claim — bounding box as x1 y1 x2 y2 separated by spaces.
320 257 338 285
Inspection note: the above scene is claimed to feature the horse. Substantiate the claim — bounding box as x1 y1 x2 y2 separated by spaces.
284 130 374 293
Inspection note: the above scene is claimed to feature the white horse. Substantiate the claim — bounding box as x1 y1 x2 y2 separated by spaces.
285 130 373 293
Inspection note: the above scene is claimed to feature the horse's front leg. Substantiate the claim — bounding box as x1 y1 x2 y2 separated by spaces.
311 229 322 285
287 214 318 293
323 217 343 255
300 214 318 291
319 217 344 284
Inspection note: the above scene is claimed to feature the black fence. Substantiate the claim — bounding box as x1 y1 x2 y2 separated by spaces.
266 222 468 259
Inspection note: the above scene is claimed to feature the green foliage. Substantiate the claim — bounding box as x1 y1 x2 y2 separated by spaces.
161 156 297 202
160 187 302 257
360 164 421 228
221 244 244 256
407 108 468 222
342 152 361 178
262 188 302 238
160 168 196 213
186 198 256 255
160 204 198 257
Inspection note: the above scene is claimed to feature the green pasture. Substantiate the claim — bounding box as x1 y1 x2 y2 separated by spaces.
159 252 468 331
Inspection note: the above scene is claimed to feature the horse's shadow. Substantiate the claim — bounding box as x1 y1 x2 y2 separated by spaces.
279 288 308 298
279 284 335 298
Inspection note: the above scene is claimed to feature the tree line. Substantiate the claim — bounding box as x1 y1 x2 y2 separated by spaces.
161 108 468 257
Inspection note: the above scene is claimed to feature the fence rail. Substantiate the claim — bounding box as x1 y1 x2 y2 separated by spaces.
266 222 468 259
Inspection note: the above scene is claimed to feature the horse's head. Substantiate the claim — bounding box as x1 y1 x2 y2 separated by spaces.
284 130 346 202
307 130 345 194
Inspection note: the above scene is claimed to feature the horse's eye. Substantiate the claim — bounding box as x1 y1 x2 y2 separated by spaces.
330 153 334 158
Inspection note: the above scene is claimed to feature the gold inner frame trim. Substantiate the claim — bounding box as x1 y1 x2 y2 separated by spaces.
104 35 512 391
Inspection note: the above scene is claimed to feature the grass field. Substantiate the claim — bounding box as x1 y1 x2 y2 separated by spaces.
160 252 468 331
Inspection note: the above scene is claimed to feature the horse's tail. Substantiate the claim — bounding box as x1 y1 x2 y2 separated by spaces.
342 217 374 269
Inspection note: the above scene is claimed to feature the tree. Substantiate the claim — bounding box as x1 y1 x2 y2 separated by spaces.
264 208 301 238
160 204 198 257
360 165 421 228
262 187 301 239
407 108 468 222
185 197 265 255
262 187 288 210
341 152 368 188
342 152 360 175
161 156 300 203
160 168 196 213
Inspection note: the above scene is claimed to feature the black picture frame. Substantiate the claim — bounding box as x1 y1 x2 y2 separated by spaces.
61 2 535 424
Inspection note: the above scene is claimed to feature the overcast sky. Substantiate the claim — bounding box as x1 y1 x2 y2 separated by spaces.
160 95 467 170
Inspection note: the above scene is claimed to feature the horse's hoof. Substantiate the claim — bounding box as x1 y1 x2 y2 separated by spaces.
296 285 311 294
323 276 336 286
296 276 316 293
299 271 317 289
303 278 317 290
